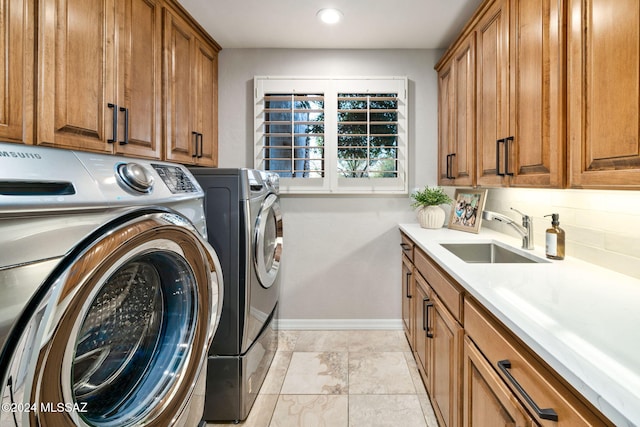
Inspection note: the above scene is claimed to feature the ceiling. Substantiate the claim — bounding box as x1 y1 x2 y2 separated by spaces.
177 0 483 49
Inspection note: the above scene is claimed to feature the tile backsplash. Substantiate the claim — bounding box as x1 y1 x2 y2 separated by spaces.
477 187 640 280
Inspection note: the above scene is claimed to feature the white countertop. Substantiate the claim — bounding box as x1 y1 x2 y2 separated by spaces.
399 223 640 427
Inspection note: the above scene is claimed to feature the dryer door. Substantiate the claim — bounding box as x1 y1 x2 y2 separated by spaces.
254 194 283 289
0 210 222 427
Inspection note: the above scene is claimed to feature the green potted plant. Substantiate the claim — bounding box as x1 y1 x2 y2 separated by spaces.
410 186 452 229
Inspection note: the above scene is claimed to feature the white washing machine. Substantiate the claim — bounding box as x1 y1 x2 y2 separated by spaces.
0 143 223 427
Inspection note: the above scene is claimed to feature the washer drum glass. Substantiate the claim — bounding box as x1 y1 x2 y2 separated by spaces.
72 251 196 425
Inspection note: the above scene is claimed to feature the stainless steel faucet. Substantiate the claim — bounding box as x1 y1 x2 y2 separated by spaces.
482 208 534 250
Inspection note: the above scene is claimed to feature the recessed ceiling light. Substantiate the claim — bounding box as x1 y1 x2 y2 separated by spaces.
317 8 343 25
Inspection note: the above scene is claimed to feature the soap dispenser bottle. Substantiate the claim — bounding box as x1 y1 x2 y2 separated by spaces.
544 213 565 260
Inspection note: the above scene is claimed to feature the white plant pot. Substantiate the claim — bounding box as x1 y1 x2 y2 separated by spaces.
417 205 446 229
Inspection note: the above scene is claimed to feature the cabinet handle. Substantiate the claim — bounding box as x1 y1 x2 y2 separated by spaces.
405 272 412 299
119 107 129 145
497 360 559 421
505 136 514 176
496 138 506 176
400 243 411 251
425 300 434 338
449 153 456 179
108 103 118 144
192 131 199 158
445 154 451 179
422 298 429 331
197 132 204 158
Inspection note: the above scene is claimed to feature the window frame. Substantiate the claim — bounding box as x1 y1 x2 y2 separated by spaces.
254 76 408 194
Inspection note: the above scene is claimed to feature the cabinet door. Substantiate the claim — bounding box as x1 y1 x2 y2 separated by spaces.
451 35 476 186
438 60 455 184
413 273 432 392
463 337 536 427
568 0 640 188
432 294 463 427
438 35 476 187
193 37 218 167
476 0 510 187
401 255 414 348
0 0 33 144
37 0 116 152
508 0 564 188
164 8 197 164
115 0 162 159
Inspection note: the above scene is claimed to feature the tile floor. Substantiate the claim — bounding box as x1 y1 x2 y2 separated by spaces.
207 330 439 427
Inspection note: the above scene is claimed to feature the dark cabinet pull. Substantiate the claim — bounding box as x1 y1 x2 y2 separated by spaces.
497 360 558 421
424 300 434 338
107 103 118 144
505 136 514 176
449 153 456 179
197 132 204 158
445 154 451 179
496 138 505 176
422 298 429 331
119 107 129 145
405 272 412 299
400 243 411 251
192 131 199 158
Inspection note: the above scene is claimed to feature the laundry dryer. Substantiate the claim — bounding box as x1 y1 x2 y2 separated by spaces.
189 168 282 422
0 143 223 427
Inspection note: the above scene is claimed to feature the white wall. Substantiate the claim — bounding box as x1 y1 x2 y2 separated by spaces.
218 49 443 326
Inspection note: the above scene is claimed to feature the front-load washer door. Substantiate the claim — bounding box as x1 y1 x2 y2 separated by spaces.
253 194 283 289
0 209 222 427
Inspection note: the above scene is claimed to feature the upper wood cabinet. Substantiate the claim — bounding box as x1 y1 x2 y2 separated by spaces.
33 0 220 166
476 0 565 188
568 0 640 188
116 0 163 159
164 6 219 167
437 33 476 187
438 0 565 188
475 0 510 187
0 0 33 144
508 0 564 188
37 0 162 159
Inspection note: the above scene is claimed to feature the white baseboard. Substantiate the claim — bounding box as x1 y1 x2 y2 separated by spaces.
274 318 403 331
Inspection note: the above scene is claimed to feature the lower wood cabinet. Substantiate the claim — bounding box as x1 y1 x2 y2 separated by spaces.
464 298 614 427
400 232 415 348
413 272 431 391
400 231 614 427
413 247 463 427
431 293 463 427
401 253 415 347
463 335 535 427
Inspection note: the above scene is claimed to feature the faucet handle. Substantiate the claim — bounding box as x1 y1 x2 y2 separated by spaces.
510 207 530 223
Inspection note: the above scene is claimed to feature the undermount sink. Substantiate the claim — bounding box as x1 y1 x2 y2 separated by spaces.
440 242 549 264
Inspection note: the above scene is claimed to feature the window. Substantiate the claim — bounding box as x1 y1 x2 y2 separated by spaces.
255 77 408 194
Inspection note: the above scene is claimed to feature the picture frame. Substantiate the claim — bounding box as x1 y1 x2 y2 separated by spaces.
448 188 487 233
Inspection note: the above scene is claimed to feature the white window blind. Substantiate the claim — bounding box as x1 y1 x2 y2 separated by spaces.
263 94 325 178
255 76 408 194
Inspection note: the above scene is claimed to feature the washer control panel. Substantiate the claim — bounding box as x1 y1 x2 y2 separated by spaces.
152 164 198 194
